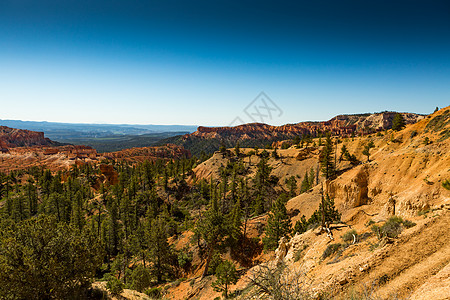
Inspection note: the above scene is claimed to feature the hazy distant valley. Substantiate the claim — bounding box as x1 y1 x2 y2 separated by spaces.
0 119 196 152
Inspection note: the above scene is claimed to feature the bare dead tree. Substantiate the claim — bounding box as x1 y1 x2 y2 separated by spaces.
247 262 313 300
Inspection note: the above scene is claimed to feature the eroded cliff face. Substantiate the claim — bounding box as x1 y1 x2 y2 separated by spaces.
245 107 449 300
328 166 370 209
185 112 424 145
104 144 191 162
0 126 56 148
0 125 191 172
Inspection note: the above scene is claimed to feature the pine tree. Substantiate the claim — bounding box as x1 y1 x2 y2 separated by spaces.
309 167 316 187
71 190 84 232
253 194 264 216
285 176 297 198
230 169 237 203
392 113 405 131
300 171 310 194
272 148 279 159
227 198 242 247
26 178 38 216
339 144 348 162
196 195 225 278
253 157 272 211
0 216 102 299
320 134 335 179
362 141 375 162
147 216 173 282
108 198 120 256
211 260 238 298
320 193 341 226
234 142 240 157
263 193 291 250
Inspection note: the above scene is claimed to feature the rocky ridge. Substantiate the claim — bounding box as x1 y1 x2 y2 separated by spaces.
172 112 425 155
0 126 57 149
104 144 191 162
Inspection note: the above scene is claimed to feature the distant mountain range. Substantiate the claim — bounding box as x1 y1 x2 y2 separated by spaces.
0 119 198 152
0 119 198 139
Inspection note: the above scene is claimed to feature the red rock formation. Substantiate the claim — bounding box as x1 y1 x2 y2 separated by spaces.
63 145 97 160
43 148 59 155
187 112 424 142
99 164 119 185
104 144 191 163
0 126 56 148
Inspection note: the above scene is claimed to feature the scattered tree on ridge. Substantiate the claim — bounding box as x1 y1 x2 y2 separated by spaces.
263 193 291 250
392 113 405 131
319 133 335 179
211 260 238 298
362 140 375 162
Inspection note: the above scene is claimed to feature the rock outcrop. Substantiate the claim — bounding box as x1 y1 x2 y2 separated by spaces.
328 165 370 209
0 126 57 148
99 164 119 185
104 144 191 162
174 112 424 155
190 112 424 141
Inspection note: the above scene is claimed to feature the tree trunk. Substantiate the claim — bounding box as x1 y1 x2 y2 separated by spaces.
202 247 214 278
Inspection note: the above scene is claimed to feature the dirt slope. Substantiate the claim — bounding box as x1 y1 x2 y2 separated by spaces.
166 107 450 300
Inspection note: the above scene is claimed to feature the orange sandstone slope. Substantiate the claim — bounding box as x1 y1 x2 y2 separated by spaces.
282 106 450 299
0 145 98 172
166 107 449 300
288 106 449 222
0 144 192 172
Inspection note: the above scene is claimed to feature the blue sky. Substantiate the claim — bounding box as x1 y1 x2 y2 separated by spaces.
0 0 449 126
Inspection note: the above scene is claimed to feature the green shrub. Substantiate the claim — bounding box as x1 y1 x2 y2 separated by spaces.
293 245 308 262
365 219 375 227
368 242 379 251
442 179 450 191
322 243 343 259
130 265 152 292
106 276 124 296
371 216 404 240
418 209 430 217
208 252 223 275
177 248 193 270
145 287 162 299
402 219 416 228
382 220 402 238
371 225 382 239
342 229 358 243
100 272 112 282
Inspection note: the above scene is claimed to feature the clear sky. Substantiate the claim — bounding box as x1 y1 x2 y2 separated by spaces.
0 0 449 126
